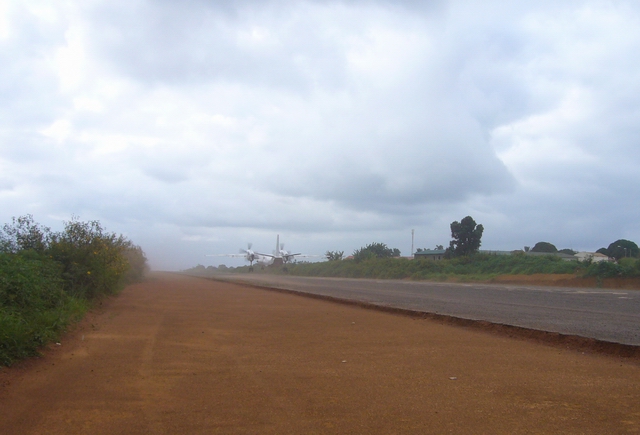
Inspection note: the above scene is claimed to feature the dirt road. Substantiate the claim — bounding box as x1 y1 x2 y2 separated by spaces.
1 273 639 434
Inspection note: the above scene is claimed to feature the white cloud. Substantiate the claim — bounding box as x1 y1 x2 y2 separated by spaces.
2 0 640 269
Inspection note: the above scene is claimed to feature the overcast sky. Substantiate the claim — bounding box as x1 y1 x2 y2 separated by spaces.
2 0 639 270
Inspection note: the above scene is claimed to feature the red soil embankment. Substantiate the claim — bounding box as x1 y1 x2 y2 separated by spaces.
491 273 640 289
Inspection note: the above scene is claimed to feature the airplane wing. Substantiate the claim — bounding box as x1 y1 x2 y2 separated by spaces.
205 254 247 257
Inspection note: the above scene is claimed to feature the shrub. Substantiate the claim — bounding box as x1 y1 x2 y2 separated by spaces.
0 214 51 254
584 258 640 278
0 251 88 365
0 215 148 366
48 218 145 298
352 243 400 262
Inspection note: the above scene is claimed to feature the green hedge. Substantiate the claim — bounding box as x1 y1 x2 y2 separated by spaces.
0 216 148 366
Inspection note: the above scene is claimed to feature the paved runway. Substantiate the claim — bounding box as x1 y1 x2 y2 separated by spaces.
221 274 640 346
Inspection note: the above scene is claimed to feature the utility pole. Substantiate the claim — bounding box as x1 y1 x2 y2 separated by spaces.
411 229 414 257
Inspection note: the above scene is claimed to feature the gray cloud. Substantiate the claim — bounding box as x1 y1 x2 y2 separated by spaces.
1 0 640 269
85 0 352 93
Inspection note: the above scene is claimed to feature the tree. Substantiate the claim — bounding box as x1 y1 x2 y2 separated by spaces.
558 248 576 255
599 239 639 260
447 216 483 257
0 215 51 254
352 242 400 262
531 242 557 253
325 250 344 261
416 245 443 253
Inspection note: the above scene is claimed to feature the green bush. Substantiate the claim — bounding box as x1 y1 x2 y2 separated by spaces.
0 251 89 365
0 251 63 310
0 216 148 366
583 258 640 278
352 242 401 262
49 219 130 298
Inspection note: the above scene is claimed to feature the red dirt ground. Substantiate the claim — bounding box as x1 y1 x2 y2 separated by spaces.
1 273 639 434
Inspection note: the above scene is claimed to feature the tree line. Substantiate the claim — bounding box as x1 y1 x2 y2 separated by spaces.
526 239 639 260
325 214 639 265
325 215 485 262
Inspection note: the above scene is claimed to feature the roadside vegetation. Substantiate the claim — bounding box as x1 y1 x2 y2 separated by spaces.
196 215 640 285
274 251 640 281
0 215 148 366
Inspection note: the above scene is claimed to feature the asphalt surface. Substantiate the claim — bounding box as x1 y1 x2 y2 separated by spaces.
219 274 640 346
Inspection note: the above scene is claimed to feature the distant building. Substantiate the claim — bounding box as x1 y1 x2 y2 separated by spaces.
414 249 446 261
574 252 612 263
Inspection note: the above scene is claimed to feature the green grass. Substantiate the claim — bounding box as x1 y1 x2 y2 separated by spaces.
265 253 640 281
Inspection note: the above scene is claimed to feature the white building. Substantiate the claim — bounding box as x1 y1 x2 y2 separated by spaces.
574 252 612 263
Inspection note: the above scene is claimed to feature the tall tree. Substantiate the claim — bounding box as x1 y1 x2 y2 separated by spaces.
325 250 344 261
601 239 639 260
448 216 484 257
531 242 557 253
352 242 400 262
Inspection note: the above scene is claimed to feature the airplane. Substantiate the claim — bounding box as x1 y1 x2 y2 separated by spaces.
252 235 299 266
208 236 317 271
206 243 272 271
257 235 319 265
